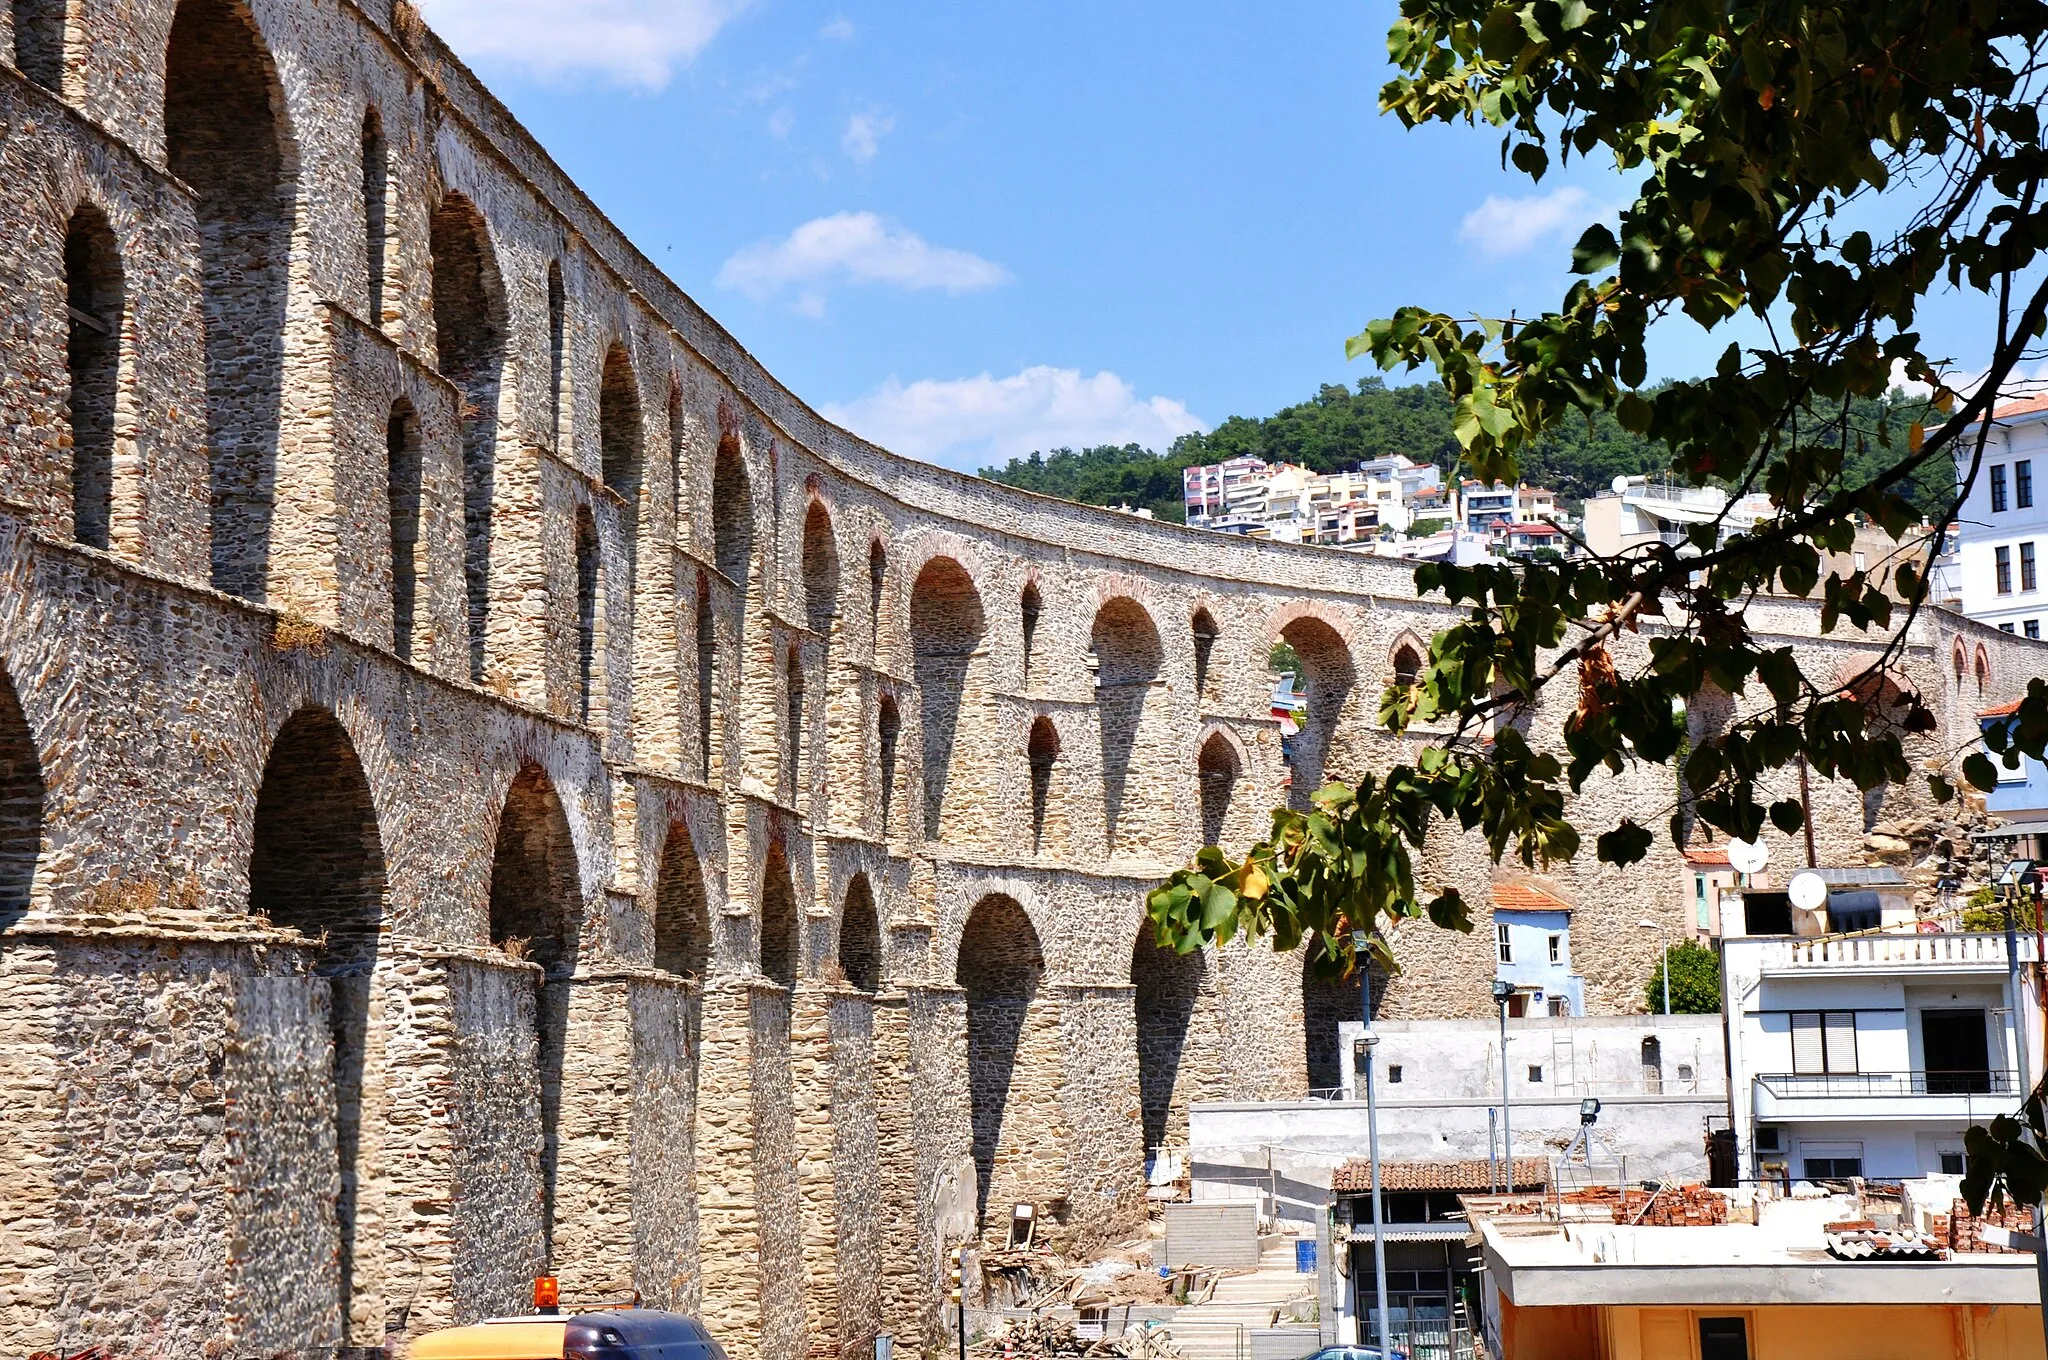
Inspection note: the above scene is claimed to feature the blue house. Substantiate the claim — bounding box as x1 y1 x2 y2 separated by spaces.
1491 880 1586 1017
1981 697 2048 862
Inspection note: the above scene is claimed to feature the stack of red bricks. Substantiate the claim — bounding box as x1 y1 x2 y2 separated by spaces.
1946 1197 2033 1254
1558 1184 1729 1226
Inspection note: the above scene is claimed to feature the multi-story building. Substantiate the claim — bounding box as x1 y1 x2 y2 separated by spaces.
1956 394 2048 637
1183 455 1446 543
1182 455 1271 521
1721 930 2035 1184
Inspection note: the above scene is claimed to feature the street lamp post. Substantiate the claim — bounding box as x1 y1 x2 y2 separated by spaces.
1491 977 1514 1193
1639 918 1670 1015
1353 931 1392 1354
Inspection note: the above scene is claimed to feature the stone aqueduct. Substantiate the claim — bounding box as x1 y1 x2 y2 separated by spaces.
0 0 2035 1355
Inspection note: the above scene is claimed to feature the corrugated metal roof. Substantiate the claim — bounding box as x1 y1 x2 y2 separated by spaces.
1814 867 1909 887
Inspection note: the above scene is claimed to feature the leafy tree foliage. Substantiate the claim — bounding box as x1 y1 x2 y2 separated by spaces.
1142 0 2048 1209
1645 939 1723 1015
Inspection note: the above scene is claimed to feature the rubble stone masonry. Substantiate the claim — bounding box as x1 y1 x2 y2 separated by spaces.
0 1 2038 1356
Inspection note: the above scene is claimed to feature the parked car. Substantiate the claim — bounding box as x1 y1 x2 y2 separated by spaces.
411 1298 727 1360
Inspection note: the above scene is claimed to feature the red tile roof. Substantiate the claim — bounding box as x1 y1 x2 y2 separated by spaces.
1333 1157 1548 1194
1981 697 2025 718
1491 881 1573 913
1992 393 2048 422
1684 845 1734 867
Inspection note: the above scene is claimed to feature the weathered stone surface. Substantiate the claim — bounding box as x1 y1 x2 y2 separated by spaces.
0 3 2038 1357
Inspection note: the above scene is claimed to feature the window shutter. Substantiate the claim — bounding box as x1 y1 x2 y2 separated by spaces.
1824 1011 1859 1074
1791 1011 1824 1074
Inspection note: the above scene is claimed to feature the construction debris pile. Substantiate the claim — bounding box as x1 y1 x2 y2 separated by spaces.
974 1317 1194 1359
1938 1196 2036 1255
986 1238 1184 1311
1557 1183 1731 1227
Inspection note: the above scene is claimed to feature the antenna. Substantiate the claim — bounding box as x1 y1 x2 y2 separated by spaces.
1788 871 1828 912
1727 838 1770 875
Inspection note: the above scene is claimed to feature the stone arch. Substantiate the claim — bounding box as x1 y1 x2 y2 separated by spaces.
877 693 901 834
1027 714 1060 853
361 106 387 326
1196 728 1239 849
1091 597 1164 853
1976 643 1991 694
248 707 388 1345
838 873 881 992
784 645 805 800
654 821 711 978
166 0 295 601
1953 637 1968 686
427 192 507 681
487 764 583 1264
13 0 65 90
694 570 716 779
759 840 798 988
1190 607 1219 699
866 538 887 645
1274 613 1356 808
802 499 840 637
0 664 43 927
386 398 422 661
664 378 685 525
957 894 1056 1227
910 556 987 842
711 429 752 583
574 504 603 725
600 341 643 582
547 261 567 446
1132 927 1205 1154
1388 630 1426 687
1020 582 1043 682
63 203 124 551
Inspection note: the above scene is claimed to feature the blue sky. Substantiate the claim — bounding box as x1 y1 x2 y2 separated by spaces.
416 0 2000 473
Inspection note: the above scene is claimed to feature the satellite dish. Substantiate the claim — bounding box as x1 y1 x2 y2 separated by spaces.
1789 871 1829 912
1728 838 1770 875
1611 474 1632 495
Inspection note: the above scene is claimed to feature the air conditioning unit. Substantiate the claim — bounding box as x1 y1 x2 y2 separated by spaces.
1754 1127 1784 1154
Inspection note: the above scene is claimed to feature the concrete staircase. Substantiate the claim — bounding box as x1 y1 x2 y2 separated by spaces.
1159 1240 1317 1360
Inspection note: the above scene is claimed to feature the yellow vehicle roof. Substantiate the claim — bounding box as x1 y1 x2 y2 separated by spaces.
408 1320 567 1358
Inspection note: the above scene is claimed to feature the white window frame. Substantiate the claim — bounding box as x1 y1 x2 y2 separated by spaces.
1547 933 1562 964
1496 923 1513 964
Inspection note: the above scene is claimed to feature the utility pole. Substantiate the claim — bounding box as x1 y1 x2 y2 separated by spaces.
1492 978 1515 1192
1354 932 1390 1353
2000 893 2048 1355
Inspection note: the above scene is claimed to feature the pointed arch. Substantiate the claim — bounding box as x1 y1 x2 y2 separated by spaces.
574 504 603 725
1388 630 1426 688
801 500 840 636
711 430 752 583
1092 597 1164 852
1190 607 1219 698
167 0 295 601
248 707 387 1343
488 764 582 1265
838 873 881 993
1020 583 1043 682
785 645 805 801
910 557 986 841
1301 940 1385 1093
1976 643 1991 694
876 693 901 835
547 261 567 447
665 379 685 531
1953 636 1968 684
428 193 507 680
386 399 422 661
694 570 716 779
654 821 711 978
867 538 887 646
1275 615 1355 808
64 203 123 550
1133 926 1205 1153
599 341 642 581
759 840 798 988
1027 715 1059 853
361 107 388 326
0 664 42 927
1196 729 1238 849
957 894 1052 1226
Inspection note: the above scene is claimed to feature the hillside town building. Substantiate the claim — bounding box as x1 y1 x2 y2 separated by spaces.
0 3 2043 1358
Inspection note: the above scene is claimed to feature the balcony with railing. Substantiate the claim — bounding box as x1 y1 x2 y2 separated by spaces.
1734 931 2040 977
1753 1069 2020 1122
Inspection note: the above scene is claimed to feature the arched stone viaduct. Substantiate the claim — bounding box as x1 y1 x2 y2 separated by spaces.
0 1 2037 1355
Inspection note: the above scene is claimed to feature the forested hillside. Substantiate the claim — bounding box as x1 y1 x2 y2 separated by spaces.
979 377 1946 525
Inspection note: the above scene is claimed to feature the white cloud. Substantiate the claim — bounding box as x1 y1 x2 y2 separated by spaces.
1458 186 1599 260
819 17 855 40
767 107 796 140
716 212 1009 306
822 366 1207 472
842 111 895 164
413 0 751 88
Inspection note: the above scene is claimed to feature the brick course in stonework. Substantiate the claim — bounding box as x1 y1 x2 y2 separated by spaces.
0 2 2040 1356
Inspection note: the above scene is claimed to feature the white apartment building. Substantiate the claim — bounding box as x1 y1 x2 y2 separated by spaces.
1183 455 1446 543
1955 394 2048 637
1722 931 2039 1184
